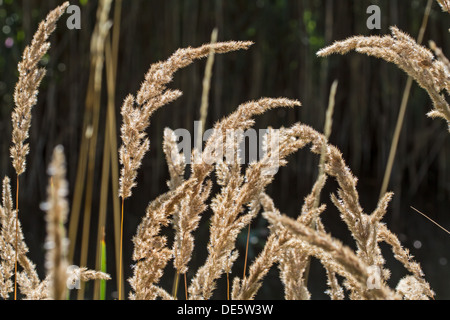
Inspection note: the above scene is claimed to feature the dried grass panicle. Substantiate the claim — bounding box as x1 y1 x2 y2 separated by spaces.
396 276 433 300
129 191 180 300
163 128 186 190
39 148 112 300
0 177 39 299
309 211 345 300
0 177 18 298
18 274 51 300
278 176 328 300
10 6 68 297
264 211 399 300
76 268 111 282
231 230 281 300
163 128 212 276
318 133 385 269
0 175 48 300
44 146 69 300
163 127 203 275
188 109 302 300
430 40 450 74
231 193 304 301
231 179 326 300
129 148 205 298
324 263 345 300
230 193 275 300
172 179 212 276
232 129 327 300
317 26 450 130
314 212 345 300
153 286 174 300
119 41 253 200
128 94 432 300
188 138 246 299
1 147 109 300
293 123 431 297
231 233 280 300
129 97 299 300
10 2 69 176
378 224 434 298
194 119 399 301
249 122 433 300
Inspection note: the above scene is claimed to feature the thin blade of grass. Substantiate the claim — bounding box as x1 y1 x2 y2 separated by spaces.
100 234 107 300
411 206 450 235
109 0 124 299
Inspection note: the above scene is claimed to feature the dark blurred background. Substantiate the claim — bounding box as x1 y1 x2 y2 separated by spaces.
0 0 449 299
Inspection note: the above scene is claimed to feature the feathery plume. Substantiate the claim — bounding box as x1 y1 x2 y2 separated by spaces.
77 268 111 282
396 276 433 300
318 27 450 130
10 1 69 300
10 2 69 176
257 122 432 299
264 211 399 300
188 102 301 300
278 176 327 300
0 176 40 299
232 193 292 300
130 98 299 300
0 171 109 300
119 41 253 300
128 191 181 300
0 177 18 298
119 41 253 199
43 146 69 300
378 224 434 298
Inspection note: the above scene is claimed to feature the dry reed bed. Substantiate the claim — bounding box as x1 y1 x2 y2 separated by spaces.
1 1 448 300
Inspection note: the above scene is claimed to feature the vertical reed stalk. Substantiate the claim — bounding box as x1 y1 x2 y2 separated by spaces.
100 229 107 300
243 225 251 279
184 273 188 300
110 0 124 299
227 272 230 300
94 0 122 295
197 28 218 149
94 109 111 299
14 176 18 300
77 0 112 299
118 197 124 300
68 90 91 264
172 271 180 299
379 0 433 199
